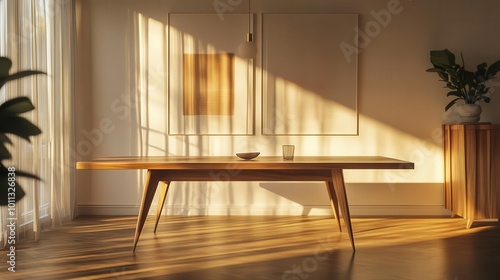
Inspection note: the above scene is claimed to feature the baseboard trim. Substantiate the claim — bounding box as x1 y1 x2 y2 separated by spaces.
77 205 452 217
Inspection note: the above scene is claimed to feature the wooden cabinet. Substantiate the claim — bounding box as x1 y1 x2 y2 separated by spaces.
443 123 500 228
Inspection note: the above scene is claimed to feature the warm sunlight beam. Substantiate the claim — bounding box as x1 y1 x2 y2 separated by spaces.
265 76 358 135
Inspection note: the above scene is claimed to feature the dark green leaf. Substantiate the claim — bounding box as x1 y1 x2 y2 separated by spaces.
446 91 463 98
0 56 45 88
0 164 40 180
0 143 11 160
0 133 12 145
426 67 445 72
0 179 26 205
474 65 487 82
458 68 474 85
430 49 456 67
477 96 491 103
486 60 500 79
449 75 460 88
0 57 12 77
0 97 35 117
0 164 40 205
476 84 486 94
3 70 46 83
448 68 461 80
445 98 461 111
0 116 42 140
438 72 449 81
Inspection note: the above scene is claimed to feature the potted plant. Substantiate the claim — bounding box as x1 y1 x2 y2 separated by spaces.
427 49 500 122
0 56 45 205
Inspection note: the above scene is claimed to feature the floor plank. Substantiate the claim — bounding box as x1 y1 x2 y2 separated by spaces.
2 216 500 279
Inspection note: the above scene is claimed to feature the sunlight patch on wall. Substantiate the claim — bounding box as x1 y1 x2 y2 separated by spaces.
342 114 444 184
134 14 169 155
263 75 358 135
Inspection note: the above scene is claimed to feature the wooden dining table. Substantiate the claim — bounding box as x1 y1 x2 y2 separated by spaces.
76 156 414 252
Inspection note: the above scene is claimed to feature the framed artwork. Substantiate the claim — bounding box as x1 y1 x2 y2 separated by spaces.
168 13 254 135
182 53 235 116
262 14 358 135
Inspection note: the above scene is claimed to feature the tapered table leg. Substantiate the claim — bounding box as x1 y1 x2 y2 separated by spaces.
466 219 473 229
154 181 171 233
331 169 355 251
133 170 161 252
325 181 342 232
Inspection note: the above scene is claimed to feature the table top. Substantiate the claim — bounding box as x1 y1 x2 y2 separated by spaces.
76 156 414 170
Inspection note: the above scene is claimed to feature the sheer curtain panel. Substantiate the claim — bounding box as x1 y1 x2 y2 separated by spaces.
0 0 76 246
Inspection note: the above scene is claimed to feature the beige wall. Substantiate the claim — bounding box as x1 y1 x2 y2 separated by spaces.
75 0 500 216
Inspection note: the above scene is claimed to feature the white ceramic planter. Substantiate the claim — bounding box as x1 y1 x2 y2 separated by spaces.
456 103 482 122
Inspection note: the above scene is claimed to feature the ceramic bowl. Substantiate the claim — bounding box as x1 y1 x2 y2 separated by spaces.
236 152 260 160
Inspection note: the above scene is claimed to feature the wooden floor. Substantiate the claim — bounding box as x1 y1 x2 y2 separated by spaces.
3 216 500 280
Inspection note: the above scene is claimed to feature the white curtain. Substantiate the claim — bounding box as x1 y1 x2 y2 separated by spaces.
0 0 75 245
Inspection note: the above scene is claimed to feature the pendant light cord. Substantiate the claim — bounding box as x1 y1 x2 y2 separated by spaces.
248 0 251 34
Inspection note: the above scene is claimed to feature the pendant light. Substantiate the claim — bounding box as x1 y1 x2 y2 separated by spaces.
238 0 257 59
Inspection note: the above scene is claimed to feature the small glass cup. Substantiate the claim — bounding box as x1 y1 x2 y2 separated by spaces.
282 145 295 160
